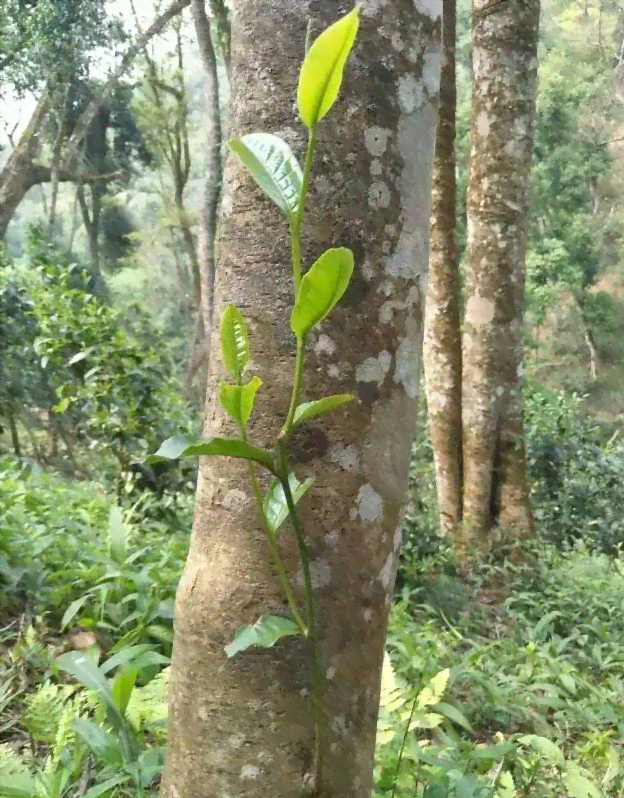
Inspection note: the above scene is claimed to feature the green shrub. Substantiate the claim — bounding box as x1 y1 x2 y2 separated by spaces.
398 382 624 584
0 456 190 653
525 384 624 554
378 546 624 797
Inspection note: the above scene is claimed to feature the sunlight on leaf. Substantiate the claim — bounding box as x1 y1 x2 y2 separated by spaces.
229 134 302 221
417 668 450 709
263 473 314 534
290 247 354 338
298 6 360 128
225 614 302 658
220 305 249 380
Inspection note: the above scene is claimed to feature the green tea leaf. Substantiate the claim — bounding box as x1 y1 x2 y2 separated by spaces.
145 435 276 474
298 6 360 128
219 384 243 427
220 377 263 427
291 247 354 338
229 133 302 221
225 614 302 658
263 473 314 534
293 394 353 427
220 305 249 380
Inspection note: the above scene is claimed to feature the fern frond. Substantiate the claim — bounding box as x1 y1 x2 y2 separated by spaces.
24 683 77 743
0 743 29 778
125 667 170 739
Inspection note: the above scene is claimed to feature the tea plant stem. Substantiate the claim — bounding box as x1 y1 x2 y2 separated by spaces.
292 128 317 292
279 456 325 795
283 335 306 433
291 226 302 294
241 428 308 635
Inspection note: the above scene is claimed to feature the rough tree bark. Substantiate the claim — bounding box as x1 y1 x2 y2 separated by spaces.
159 1 441 796
460 0 539 543
423 0 462 538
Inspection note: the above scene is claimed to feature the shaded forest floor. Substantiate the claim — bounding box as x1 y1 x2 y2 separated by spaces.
1 454 624 796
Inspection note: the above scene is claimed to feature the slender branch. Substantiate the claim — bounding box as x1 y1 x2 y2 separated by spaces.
48 88 72 236
247 461 308 635
283 336 306 434
208 0 231 67
277 446 324 796
292 128 317 292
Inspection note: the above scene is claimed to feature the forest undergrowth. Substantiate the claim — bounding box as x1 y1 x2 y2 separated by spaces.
1 380 624 797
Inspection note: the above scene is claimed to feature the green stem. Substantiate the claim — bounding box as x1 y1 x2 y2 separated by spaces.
240 425 308 636
291 127 317 294
283 335 306 435
278 442 325 794
304 18 314 55
391 684 420 798
290 223 302 293
247 461 309 635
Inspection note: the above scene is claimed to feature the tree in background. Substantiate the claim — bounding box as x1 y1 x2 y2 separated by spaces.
460 0 539 543
190 0 225 386
423 0 462 537
159 1 441 795
58 80 152 289
132 10 214 391
424 0 539 551
528 21 623 383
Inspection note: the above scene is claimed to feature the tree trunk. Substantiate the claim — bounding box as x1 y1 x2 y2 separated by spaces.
575 293 599 381
192 0 223 378
461 0 539 543
584 327 598 380
8 407 21 457
423 0 462 538
0 87 53 240
159 2 441 797
77 183 105 293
